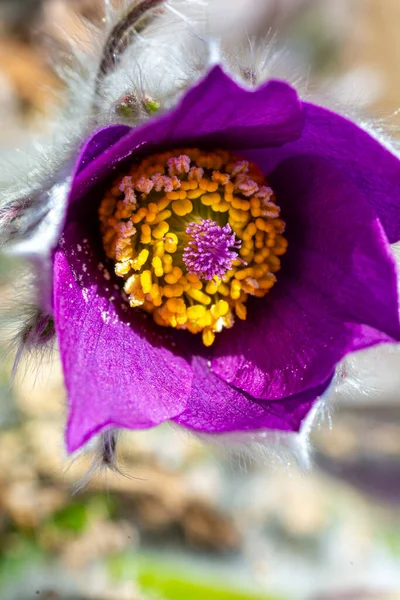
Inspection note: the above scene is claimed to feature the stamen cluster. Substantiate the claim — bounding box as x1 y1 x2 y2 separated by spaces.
99 148 287 346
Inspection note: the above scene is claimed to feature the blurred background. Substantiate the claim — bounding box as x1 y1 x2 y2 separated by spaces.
1 1 400 599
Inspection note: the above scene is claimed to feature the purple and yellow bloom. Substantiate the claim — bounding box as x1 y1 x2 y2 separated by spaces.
52 64 400 453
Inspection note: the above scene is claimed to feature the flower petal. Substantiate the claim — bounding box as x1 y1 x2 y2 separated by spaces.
69 66 303 206
212 155 400 399
173 356 327 433
243 103 400 243
75 125 131 176
53 222 193 453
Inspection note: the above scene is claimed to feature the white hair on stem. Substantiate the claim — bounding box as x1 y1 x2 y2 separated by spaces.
194 351 399 472
196 388 332 472
65 428 145 493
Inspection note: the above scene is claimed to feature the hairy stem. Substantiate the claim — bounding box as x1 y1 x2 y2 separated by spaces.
94 0 166 107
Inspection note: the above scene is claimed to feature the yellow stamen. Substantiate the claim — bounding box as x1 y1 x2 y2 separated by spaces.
186 288 212 305
99 148 287 346
140 270 152 294
202 328 215 347
171 199 193 216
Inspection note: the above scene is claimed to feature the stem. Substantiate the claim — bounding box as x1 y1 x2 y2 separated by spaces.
94 0 166 106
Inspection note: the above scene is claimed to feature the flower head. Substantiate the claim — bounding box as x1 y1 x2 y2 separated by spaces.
3 1 400 457
48 61 400 453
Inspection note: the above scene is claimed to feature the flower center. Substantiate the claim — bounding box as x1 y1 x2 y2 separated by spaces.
99 148 287 346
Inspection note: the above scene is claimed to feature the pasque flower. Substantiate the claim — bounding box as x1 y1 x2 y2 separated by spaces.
51 62 400 453
3 1 400 456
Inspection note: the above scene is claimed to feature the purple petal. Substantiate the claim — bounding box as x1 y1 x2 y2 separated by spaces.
76 125 131 175
242 103 400 243
173 356 327 433
53 222 193 453
69 66 303 207
212 155 400 399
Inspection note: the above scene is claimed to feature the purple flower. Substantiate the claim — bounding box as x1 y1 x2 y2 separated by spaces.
49 65 400 453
